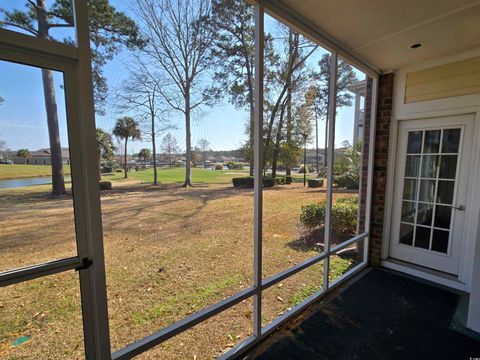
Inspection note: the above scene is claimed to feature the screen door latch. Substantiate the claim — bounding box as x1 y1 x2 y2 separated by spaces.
75 257 93 271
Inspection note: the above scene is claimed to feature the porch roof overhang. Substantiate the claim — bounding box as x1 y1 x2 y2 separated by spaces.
259 0 480 76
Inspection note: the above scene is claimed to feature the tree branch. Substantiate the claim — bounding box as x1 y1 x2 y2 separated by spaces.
0 21 38 35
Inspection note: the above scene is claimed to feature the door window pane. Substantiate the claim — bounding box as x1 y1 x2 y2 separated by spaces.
432 230 449 253
403 179 418 200
416 203 433 227
419 180 435 202
401 201 416 223
421 155 438 178
405 155 420 177
414 226 430 249
407 131 422 153
437 181 454 204
423 130 441 153
399 223 414 246
442 129 461 153
434 205 452 229
439 155 457 179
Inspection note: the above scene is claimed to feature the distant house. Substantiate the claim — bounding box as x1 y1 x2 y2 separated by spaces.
13 148 70 165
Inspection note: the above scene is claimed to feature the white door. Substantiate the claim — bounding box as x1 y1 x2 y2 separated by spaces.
389 114 475 275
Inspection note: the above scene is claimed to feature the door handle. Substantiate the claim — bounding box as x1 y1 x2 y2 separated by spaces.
452 205 465 211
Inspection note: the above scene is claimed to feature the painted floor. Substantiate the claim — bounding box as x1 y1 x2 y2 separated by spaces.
248 269 480 360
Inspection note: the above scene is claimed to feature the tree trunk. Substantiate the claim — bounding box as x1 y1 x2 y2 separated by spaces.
124 138 128 179
249 107 254 177
271 98 288 179
41 69 66 195
183 89 192 187
152 113 158 185
285 30 294 178
38 0 65 196
315 114 319 173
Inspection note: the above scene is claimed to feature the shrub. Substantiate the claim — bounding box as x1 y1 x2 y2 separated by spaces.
300 196 358 237
307 179 323 188
232 177 275 188
226 161 244 170
214 164 223 170
285 176 293 184
99 181 112 191
275 176 286 185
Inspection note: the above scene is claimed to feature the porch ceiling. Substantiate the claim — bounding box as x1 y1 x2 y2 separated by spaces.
275 0 480 72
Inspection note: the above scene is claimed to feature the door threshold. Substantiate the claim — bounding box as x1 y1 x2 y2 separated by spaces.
381 259 467 292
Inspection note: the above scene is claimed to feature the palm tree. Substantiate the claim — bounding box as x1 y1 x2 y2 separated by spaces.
113 117 141 178
16 149 31 164
138 148 152 162
96 128 115 179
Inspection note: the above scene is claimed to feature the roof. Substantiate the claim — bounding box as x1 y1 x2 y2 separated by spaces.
30 148 70 158
266 0 480 72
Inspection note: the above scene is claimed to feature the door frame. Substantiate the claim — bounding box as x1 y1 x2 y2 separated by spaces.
381 63 480 292
388 115 473 275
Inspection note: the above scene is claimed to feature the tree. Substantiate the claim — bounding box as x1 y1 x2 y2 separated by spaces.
196 138 210 168
16 148 31 159
138 148 152 161
117 60 173 185
210 0 276 176
265 26 318 178
308 54 358 167
96 128 115 178
161 133 179 168
135 0 216 187
1 1 143 195
113 117 141 178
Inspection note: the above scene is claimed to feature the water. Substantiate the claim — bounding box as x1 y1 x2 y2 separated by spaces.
0 176 71 189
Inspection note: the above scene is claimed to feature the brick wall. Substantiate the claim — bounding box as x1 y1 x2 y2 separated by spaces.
369 73 395 266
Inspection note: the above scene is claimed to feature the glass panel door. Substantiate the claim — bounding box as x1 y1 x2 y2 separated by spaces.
399 128 461 255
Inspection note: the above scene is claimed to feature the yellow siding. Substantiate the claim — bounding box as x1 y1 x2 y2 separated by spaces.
405 57 480 103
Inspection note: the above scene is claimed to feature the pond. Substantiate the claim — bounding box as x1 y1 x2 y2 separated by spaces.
0 176 71 189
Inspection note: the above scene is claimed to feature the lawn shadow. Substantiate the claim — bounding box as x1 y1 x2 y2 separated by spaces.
287 227 326 253
287 227 358 254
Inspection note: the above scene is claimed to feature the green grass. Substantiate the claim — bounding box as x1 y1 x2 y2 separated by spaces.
131 274 244 325
103 167 248 184
0 164 71 180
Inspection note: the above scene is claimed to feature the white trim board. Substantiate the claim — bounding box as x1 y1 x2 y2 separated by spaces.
381 260 467 292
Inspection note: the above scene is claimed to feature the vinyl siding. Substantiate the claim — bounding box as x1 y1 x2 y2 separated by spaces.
405 57 480 103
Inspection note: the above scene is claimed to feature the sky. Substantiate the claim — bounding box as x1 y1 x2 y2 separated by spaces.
0 0 364 154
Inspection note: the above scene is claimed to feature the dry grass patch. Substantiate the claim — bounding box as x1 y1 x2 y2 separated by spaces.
0 182 357 359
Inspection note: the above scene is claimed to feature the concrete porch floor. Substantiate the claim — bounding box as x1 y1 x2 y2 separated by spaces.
246 269 480 360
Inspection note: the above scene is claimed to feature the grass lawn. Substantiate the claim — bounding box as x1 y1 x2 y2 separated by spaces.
103 167 317 186
0 164 71 180
0 179 358 359
103 167 248 184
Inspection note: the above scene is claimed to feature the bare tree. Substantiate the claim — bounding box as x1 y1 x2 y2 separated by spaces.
117 60 173 185
135 0 216 187
161 133 179 168
196 138 210 168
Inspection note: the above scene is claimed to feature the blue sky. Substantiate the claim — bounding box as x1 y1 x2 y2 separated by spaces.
0 0 362 154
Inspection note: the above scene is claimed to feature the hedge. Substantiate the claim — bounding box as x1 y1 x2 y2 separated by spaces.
99 181 112 191
232 176 275 188
307 179 323 188
300 196 358 237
